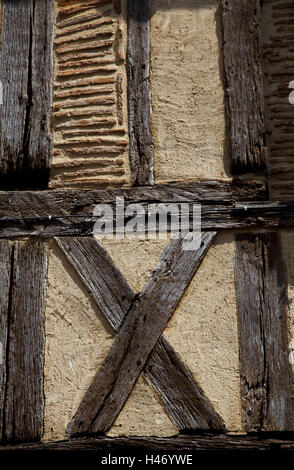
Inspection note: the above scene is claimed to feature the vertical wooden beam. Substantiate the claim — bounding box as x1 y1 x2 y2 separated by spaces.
222 0 267 174
0 0 54 189
0 241 12 442
262 0 294 200
4 241 47 442
127 0 154 185
235 233 294 431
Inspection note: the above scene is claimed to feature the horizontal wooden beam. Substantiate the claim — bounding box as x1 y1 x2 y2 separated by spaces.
1 199 294 237
1 434 294 452
0 180 268 213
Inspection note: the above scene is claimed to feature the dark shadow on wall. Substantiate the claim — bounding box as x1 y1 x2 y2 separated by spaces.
128 0 221 19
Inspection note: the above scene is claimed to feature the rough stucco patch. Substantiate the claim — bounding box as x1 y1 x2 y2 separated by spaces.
151 0 228 183
43 240 115 442
100 236 170 292
108 375 178 437
164 232 242 432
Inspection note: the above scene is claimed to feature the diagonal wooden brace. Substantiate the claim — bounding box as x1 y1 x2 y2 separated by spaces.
56 233 225 435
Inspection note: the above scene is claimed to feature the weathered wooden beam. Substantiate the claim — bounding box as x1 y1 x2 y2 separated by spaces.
4 241 47 442
0 180 274 238
0 241 12 442
235 233 294 431
2 200 294 237
0 179 268 216
68 232 222 435
0 0 54 189
2 434 294 452
56 236 224 432
127 0 154 185
222 0 267 174
262 0 294 200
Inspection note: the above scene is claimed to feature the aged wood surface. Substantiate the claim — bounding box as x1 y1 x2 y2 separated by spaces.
2 200 294 238
262 0 294 200
222 0 267 174
69 232 219 435
2 434 294 452
57 236 224 431
0 0 54 189
4 241 47 442
52 0 128 189
235 233 294 431
127 0 154 185
0 241 12 442
0 180 270 237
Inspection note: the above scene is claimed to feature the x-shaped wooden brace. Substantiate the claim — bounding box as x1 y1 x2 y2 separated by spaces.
56 233 225 436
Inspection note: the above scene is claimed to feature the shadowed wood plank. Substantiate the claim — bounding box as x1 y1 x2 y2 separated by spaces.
57 236 224 431
68 232 220 435
3 201 294 238
0 180 271 238
127 0 154 185
222 0 267 174
0 0 54 189
4 241 47 442
0 241 12 441
4 434 294 452
235 233 294 431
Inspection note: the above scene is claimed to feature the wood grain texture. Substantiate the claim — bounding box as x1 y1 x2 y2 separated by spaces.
262 0 294 200
0 180 269 237
2 202 294 238
0 0 54 189
235 233 294 431
0 241 12 442
4 241 47 442
3 434 294 452
69 232 219 435
57 236 224 432
127 0 154 185
222 0 267 174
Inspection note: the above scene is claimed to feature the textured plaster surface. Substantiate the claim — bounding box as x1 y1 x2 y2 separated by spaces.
164 232 242 432
50 0 130 189
151 0 228 183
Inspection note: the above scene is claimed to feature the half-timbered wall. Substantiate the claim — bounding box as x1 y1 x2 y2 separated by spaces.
1 0 294 455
